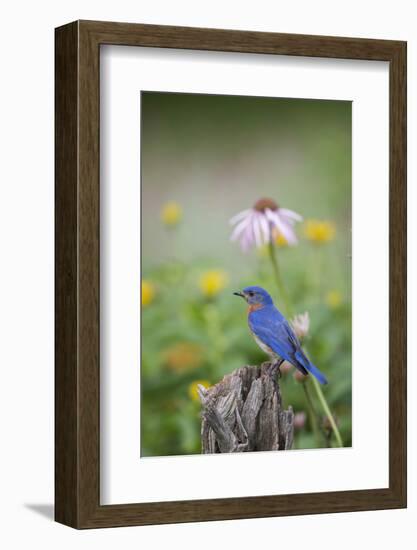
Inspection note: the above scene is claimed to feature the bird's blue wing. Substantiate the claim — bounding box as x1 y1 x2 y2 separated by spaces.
249 307 327 384
249 308 307 371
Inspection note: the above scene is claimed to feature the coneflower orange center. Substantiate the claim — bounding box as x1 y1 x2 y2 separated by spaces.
254 198 279 212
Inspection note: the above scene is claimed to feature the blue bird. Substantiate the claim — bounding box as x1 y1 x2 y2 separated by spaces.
233 285 328 385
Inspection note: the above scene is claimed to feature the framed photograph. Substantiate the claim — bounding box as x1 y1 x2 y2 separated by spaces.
55 20 406 528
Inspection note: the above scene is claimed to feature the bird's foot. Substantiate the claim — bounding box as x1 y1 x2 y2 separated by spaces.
267 359 284 378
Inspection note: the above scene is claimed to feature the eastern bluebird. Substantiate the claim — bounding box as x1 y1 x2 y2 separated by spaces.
234 285 328 385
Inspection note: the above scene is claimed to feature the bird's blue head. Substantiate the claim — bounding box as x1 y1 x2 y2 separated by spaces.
233 286 274 308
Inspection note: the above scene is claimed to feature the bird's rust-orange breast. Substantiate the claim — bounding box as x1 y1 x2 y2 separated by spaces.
248 303 264 314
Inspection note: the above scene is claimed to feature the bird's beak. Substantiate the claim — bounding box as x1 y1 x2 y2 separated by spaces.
233 291 245 299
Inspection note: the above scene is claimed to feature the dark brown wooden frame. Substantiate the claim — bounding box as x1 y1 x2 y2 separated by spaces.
55 20 407 529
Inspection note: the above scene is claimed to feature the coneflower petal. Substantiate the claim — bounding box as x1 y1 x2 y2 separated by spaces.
230 212 254 241
268 210 298 245
264 208 280 230
258 213 270 244
241 225 254 252
279 208 303 222
252 214 263 248
229 209 251 225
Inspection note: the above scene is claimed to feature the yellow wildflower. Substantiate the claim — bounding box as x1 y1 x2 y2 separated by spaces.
274 231 289 247
188 379 210 402
161 201 182 227
325 290 342 309
304 220 336 243
199 270 228 298
163 342 203 372
141 280 155 307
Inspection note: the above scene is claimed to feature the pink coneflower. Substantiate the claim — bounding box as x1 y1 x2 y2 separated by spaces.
230 198 302 252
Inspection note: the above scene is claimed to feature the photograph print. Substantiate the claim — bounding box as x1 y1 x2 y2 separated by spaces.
140 91 352 457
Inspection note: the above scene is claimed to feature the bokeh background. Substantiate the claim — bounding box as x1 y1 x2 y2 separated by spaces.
141 91 352 456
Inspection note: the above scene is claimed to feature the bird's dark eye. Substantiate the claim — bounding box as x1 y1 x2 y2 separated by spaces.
248 291 254 297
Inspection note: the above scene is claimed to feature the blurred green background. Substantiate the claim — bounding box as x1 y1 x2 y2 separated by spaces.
141 91 352 456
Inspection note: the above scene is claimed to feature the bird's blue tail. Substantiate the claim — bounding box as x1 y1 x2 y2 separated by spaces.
295 351 328 385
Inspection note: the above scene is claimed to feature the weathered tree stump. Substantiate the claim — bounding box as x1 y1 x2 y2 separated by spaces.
198 362 294 453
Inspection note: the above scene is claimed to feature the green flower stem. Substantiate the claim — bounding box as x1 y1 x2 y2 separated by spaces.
267 241 292 317
302 381 322 447
311 376 344 448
